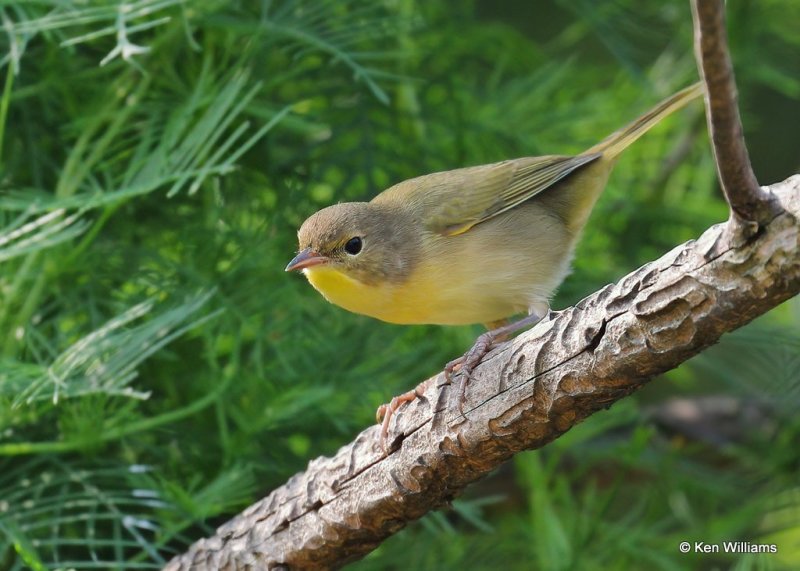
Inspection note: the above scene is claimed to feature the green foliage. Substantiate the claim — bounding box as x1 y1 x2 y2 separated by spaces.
0 0 798 569
0 458 168 569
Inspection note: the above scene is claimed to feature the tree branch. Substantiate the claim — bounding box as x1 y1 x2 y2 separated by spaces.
166 176 800 570
691 0 781 226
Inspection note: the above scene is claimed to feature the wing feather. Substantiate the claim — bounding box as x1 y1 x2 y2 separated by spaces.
372 153 601 236
428 154 600 236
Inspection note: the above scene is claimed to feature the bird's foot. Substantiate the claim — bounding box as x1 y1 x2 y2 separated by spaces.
445 309 551 416
375 382 429 454
445 329 503 415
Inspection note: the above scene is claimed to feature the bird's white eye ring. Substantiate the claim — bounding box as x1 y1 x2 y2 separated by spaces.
344 236 363 255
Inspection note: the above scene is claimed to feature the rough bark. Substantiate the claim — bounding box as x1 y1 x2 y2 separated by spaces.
166 175 800 570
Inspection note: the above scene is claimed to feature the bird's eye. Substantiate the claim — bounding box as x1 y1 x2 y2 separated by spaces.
344 236 363 255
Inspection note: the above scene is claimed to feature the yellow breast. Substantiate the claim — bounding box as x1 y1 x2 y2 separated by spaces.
303 265 441 324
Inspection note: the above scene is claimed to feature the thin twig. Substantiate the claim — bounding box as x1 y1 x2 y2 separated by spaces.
691 0 780 226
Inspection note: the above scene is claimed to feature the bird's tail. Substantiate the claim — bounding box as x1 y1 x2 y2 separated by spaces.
584 82 704 160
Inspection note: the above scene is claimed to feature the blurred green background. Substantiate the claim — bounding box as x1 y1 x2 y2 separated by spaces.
1 1 798 569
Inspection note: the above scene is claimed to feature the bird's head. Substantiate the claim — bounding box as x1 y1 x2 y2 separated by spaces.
286 202 418 287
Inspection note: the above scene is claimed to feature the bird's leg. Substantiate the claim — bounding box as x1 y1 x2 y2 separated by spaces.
375 378 432 454
445 303 550 414
444 319 510 382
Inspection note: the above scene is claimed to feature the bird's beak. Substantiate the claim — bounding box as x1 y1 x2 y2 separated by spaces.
285 248 329 272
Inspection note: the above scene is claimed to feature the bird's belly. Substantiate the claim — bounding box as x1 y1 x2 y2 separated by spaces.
389 260 547 325
397 205 577 325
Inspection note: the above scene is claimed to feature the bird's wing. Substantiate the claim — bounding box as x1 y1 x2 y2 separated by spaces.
410 154 602 236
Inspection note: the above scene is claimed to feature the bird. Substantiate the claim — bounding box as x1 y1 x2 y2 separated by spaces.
286 82 704 449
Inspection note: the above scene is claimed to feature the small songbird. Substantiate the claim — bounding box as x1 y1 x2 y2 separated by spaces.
287 83 703 444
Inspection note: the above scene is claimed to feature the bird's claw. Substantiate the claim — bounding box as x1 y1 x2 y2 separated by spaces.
444 356 463 382
375 385 427 454
446 331 497 415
